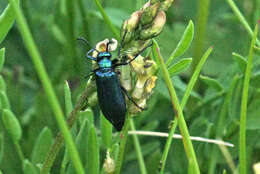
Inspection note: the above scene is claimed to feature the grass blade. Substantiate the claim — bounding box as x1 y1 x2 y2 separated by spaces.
86 125 100 174
0 48 5 71
239 24 258 174
93 0 120 40
153 39 201 174
31 127 53 164
6 0 85 173
100 112 112 148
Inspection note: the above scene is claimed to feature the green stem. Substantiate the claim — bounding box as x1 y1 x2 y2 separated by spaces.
153 40 200 174
41 83 95 174
208 76 238 174
159 46 212 174
6 0 85 174
239 24 258 174
114 114 130 174
14 141 24 162
226 0 260 46
93 0 120 40
192 0 210 72
129 118 147 174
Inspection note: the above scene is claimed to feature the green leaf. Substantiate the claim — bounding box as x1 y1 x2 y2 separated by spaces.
31 127 53 164
0 90 10 109
51 23 68 46
232 52 247 73
66 119 89 174
100 112 112 148
0 48 5 71
166 20 194 66
79 108 94 125
23 159 39 174
200 75 224 91
0 0 19 44
168 58 192 77
2 109 22 141
0 75 6 91
64 81 73 117
86 125 100 174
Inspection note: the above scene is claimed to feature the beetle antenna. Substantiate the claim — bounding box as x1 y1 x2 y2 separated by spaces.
77 37 100 53
106 40 113 52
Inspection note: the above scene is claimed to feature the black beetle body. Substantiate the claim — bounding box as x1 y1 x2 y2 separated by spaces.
80 37 151 131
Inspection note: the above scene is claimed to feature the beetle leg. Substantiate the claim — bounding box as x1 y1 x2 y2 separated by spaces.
112 58 119 65
120 86 147 111
114 41 153 68
86 49 97 61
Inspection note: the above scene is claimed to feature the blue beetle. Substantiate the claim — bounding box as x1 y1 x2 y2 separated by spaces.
78 36 151 131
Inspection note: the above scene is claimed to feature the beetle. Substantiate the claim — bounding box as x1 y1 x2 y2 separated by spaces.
78 35 152 131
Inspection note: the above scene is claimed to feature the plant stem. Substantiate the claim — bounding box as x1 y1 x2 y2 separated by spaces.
114 113 130 174
192 0 210 72
6 1 85 173
239 24 258 174
159 47 212 174
208 76 238 174
41 83 95 174
14 141 24 162
129 118 147 174
93 0 120 40
226 0 260 46
153 40 200 174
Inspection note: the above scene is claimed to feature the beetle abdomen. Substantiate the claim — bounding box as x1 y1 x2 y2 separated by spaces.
95 71 126 131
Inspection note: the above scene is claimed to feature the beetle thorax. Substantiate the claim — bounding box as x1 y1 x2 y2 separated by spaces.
98 58 112 68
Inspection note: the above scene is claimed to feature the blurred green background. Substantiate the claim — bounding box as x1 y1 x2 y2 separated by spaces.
1 0 260 174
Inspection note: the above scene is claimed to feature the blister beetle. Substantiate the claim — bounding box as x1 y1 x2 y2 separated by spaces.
78 35 152 131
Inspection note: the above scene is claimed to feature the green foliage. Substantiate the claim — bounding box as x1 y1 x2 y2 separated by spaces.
168 58 192 77
1 0 260 174
0 0 19 44
23 159 39 174
86 125 100 174
31 127 53 164
2 109 22 142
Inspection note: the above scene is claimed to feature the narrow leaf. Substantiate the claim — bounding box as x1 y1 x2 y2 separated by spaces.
200 75 223 91
168 58 192 77
0 90 10 109
66 119 89 174
64 81 73 117
31 127 53 164
0 0 19 43
0 75 6 91
23 159 39 174
0 48 5 71
232 52 247 73
100 112 112 148
86 125 100 174
51 24 68 46
2 109 22 141
166 20 194 65
79 108 94 125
